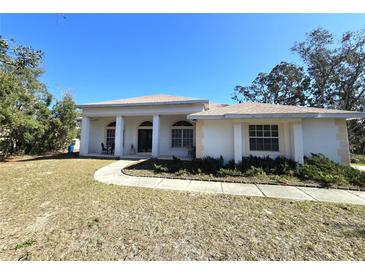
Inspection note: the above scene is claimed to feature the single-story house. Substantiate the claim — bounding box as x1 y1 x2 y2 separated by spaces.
77 94 365 165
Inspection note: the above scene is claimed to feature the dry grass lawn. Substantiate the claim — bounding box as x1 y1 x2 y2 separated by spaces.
1 155 365 260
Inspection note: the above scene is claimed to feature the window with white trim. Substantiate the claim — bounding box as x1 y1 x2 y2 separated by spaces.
249 125 279 151
171 121 193 148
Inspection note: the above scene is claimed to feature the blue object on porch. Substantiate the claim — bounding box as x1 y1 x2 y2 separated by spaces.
68 145 74 153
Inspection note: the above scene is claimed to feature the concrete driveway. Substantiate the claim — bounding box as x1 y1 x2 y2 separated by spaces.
94 160 365 206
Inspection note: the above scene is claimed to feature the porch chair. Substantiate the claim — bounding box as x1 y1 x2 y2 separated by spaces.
110 143 115 155
101 143 108 154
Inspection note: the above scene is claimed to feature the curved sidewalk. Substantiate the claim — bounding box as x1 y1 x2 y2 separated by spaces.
94 160 365 205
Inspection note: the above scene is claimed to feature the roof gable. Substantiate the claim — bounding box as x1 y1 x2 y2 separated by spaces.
77 94 209 108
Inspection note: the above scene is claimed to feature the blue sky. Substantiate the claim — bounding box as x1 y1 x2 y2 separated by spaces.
1 14 364 104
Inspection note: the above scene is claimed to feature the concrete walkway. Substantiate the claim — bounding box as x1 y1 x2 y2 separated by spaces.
94 160 365 205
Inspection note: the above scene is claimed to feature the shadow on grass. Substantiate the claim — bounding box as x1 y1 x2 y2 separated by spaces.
5 152 118 162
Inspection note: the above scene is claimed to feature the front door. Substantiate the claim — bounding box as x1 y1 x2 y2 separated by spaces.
138 129 152 153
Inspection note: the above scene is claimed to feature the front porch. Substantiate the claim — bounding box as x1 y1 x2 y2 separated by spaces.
80 114 196 159
82 153 194 161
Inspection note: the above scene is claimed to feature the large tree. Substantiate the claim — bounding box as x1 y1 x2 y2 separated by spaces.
292 28 365 110
0 37 78 159
46 93 79 151
233 62 310 106
233 28 365 153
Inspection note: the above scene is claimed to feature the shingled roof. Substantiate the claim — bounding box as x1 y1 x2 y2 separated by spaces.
188 102 365 119
77 94 209 108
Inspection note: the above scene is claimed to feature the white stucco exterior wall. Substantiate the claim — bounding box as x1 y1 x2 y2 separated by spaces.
302 119 343 163
196 118 349 165
198 120 290 162
198 120 234 161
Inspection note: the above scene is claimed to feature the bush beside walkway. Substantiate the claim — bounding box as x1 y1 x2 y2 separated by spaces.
124 154 365 190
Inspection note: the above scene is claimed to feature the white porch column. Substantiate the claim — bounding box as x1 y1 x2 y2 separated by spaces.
283 121 291 159
292 122 304 164
152 114 160 157
233 122 243 164
242 122 247 157
80 116 90 156
114 115 124 157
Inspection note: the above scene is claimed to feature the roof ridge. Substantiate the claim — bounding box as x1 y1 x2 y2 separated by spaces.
77 93 209 108
188 101 365 119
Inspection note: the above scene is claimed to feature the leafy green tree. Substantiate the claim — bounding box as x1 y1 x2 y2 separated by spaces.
46 93 78 151
233 62 310 106
291 28 365 110
0 37 51 157
0 36 78 159
233 28 365 153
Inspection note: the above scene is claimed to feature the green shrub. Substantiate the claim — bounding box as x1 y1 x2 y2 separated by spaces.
175 169 189 176
172 156 180 162
168 156 182 173
217 168 243 177
153 163 169 173
296 164 346 187
351 154 365 164
244 166 266 176
191 156 224 175
190 158 204 173
239 156 297 175
226 159 236 169
351 158 360 164
296 154 365 187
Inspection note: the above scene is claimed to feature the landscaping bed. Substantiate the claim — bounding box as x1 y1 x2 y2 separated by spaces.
123 155 365 190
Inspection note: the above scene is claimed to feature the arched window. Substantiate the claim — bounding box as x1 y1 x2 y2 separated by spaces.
171 120 193 148
172 121 193 127
139 121 153 127
105 121 116 147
